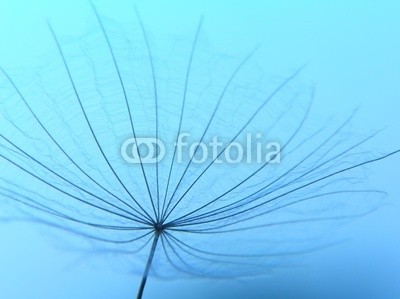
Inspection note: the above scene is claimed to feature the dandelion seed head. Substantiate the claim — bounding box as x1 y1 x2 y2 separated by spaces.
0 2 399 299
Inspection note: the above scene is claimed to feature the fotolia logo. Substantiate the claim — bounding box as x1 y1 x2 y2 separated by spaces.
121 133 281 164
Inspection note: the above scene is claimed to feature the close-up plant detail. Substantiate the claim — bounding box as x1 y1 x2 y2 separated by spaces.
0 1 399 299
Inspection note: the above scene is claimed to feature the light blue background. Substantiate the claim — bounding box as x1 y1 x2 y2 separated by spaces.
0 1 399 298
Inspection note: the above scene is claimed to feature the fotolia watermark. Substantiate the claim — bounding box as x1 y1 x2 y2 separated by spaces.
121 133 281 164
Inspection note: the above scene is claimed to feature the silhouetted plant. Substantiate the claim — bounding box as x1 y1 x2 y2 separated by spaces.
0 3 398 299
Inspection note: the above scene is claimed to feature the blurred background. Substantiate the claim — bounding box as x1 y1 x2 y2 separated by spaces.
0 0 399 298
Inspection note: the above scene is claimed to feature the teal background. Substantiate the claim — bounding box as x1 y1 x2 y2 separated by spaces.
0 1 399 298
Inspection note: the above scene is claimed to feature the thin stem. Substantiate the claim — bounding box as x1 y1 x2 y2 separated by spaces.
137 233 160 299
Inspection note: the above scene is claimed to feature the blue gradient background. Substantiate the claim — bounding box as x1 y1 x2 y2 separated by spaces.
0 1 399 298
